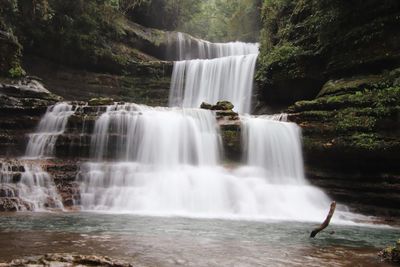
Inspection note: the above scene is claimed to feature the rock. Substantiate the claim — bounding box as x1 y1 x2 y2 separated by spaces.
0 77 61 101
0 254 134 267
88 97 114 106
0 197 33 212
286 69 400 217
24 56 173 106
256 0 400 108
0 30 23 77
379 240 400 264
214 101 234 111
200 101 235 111
200 102 213 109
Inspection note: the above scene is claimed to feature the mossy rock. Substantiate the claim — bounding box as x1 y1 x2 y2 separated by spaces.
88 97 114 106
379 240 400 264
214 101 235 111
200 101 235 111
200 102 213 110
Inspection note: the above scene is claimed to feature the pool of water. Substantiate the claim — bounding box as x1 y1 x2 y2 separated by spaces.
0 212 398 266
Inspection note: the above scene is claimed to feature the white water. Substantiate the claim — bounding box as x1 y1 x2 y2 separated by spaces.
0 102 76 210
77 104 341 222
169 33 259 114
25 102 75 158
169 32 259 60
242 115 305 183
89 103 221 165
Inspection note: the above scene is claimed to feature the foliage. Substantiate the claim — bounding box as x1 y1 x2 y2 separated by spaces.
126 0 202 31
177 0 262 42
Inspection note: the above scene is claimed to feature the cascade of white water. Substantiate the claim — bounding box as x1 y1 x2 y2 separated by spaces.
77 105 335 221
169 32 259 60
89 103 221 165
5 102 76 210
25 102 75 158
75 34 340 222
169 32 259 114
169 54 258 114
241 115 305 183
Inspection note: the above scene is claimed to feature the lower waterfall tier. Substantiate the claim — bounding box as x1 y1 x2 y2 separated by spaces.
0 101 399 218
77 162 335 221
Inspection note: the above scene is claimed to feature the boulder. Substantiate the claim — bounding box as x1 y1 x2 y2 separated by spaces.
379 240 400 264
200 101 235 111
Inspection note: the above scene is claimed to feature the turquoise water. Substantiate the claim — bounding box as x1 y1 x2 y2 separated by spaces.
0 213 398 266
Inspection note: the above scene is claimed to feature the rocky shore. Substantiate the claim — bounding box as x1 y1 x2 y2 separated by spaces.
0 254 134 267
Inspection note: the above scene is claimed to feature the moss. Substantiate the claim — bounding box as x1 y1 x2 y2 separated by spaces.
261 42 303 66
334 110 377 132
290 86 400 112
379 240 400 264
88 97 114 106
8 65 26 78
318 75 384 97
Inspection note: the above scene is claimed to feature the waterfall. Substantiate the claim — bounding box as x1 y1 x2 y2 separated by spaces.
89 104 221 165
1 102 75 210
25 102 75 158
169 32 259 114
78 104 224 211
73 33 339 222
77 104 334 221
169 32 259 60
242 115 305 183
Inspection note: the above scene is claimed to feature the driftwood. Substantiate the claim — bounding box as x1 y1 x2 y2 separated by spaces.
310 201 336 238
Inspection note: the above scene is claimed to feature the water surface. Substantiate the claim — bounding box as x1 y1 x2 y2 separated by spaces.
0 213 398 266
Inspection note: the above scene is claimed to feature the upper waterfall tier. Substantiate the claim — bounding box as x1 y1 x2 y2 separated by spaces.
90 103 221 166
168 32 259 60
169 53 258 114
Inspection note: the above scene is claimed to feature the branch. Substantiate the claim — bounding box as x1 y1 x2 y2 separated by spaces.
310 201 336 238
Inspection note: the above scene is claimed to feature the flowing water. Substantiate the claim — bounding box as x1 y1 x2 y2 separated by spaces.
0 213 398 266
0 103 75 210
169 33 259 114
25 103 75 159
168 32 259 60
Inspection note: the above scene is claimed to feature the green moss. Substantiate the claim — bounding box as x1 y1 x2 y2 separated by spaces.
8 65 25 78
335 110 377 132
290 86 400 112
262 42 303 66
88 97 114 106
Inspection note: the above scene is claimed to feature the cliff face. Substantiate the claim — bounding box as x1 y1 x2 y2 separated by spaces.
257 0 400 217
257 0 400 108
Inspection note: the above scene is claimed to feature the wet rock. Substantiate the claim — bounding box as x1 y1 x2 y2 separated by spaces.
88 97 115 106
200 102 213 109
214 101 234 111
0 253 134 267
0 197 33 212
379 240 400 264
200 101 235 111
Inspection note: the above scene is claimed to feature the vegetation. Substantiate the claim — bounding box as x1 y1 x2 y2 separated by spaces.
177 0 262 42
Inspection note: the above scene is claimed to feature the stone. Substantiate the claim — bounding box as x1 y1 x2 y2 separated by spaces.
0 197 33 212
214 101 234 111
379 240 400 264
0 254 134 267
200 102 213 109
88 97 114 106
